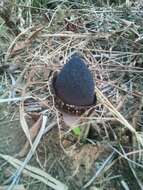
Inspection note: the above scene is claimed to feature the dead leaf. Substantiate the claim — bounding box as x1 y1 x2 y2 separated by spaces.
10 40 30 57
64 18 78 32
0 185 26 190
17 115 43 157
28 26 44 40
72 144 104 174
28 112 41 122
116 96 126 111
10 26 44 57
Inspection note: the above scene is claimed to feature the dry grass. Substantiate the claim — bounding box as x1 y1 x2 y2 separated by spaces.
0 0 143 190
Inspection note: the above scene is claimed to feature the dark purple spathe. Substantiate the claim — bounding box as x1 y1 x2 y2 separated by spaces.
54 55 95 106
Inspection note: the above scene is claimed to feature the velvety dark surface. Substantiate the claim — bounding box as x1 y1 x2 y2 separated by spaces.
55 55 95 106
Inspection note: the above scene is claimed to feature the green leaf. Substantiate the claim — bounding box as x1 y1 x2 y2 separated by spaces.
72 127 81 136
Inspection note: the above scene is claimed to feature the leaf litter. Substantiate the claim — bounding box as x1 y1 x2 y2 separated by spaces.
0 1 143 190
